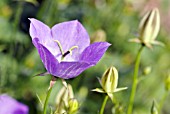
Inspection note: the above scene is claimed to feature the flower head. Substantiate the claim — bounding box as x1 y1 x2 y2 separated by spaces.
0 94 29 114
29 18 111 79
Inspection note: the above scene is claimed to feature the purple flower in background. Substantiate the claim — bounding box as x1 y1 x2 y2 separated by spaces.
29 18 111 79
0 94 29 114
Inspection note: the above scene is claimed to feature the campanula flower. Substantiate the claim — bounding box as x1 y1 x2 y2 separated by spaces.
0 94 29 114
29 18 111 79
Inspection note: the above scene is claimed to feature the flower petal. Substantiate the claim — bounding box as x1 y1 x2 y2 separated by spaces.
29 18 62 59
29 18 51 42
32 38 59 75
54 62 94 79
0 94 29 114
80 42 111 64
51 20 90 61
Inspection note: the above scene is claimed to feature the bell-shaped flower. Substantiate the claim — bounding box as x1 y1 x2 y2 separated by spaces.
0 94 29 114
29 18 111 79
129 8 163 48
92 67 127 101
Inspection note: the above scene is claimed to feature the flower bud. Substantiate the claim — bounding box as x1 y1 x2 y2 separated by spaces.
68 98 79 114
101 67 118 93
139 8 160 46
151 101 158 114
165 74 170 91
92 67 127 102
143 66 152 75
55 84 74 113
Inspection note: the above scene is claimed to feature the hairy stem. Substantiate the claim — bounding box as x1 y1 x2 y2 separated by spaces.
100 95 109 114
127 45 144 114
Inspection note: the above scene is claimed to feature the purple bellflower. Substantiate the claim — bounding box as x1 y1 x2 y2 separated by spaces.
29 18 111 79
0 94 29 114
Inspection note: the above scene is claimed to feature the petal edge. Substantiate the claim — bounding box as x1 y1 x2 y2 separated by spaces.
80 42 111 64
33 38 59 75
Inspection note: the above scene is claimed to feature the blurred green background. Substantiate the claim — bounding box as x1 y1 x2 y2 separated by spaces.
0 0 170 114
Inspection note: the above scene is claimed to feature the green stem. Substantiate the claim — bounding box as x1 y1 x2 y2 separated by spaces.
159 91 169 113
127 45 144 114
43 86 53 114
100 95 109 114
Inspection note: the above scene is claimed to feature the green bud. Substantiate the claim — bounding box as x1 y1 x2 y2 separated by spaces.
151 101 158 114
68 98 79 114
101 67 118 93
143 66 152 75
92 67 127 102
55 83 74 113
94 66 127 94
139 8 160 47
129 8 163 47
165 74 170 91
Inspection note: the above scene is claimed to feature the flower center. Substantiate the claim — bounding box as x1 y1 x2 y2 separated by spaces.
54 40 78 60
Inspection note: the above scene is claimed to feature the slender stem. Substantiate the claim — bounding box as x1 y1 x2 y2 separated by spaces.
127 45 144 114
43 87 53 114
100 95 109 114
159 91 169 113
43 77 56 114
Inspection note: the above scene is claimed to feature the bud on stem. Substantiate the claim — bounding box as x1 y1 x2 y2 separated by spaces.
129 8 163 48
139 8 160 45
101 67 118 93
151 101 158 114
68 99 79 114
